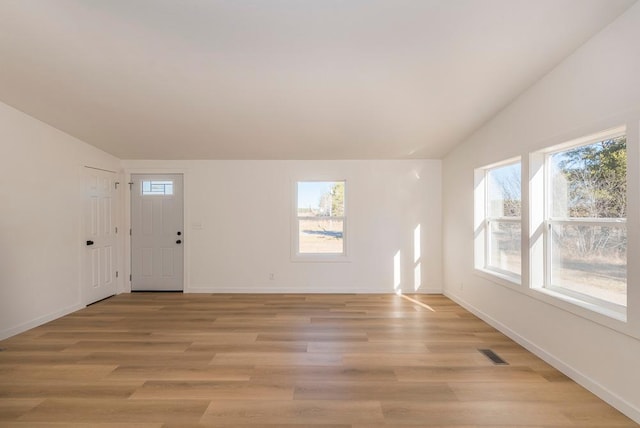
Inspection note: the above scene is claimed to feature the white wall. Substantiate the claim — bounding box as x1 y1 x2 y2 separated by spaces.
443 2 640 423
122 159 442 294
0 101 122 340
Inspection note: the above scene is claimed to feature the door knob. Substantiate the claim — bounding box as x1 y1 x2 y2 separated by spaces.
86 240 94 246
176 240 182 244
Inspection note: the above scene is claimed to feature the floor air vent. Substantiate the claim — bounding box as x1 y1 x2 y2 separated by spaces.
478 348 508 365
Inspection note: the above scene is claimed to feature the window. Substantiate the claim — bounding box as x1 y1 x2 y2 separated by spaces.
295 181 345 256
142 180 174 196
543 129 627 309
475 160 522 282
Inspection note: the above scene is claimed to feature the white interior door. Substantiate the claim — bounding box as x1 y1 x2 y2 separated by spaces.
83 167 118 305
131 174 184 291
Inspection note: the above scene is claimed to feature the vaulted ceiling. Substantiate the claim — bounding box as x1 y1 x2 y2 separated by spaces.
0 0 636 159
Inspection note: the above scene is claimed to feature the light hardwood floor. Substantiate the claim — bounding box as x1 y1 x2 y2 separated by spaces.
0 293 636 427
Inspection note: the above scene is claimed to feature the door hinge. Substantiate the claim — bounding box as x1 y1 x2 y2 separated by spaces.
129 274 132 281
129 228 132 236
116 271 119 278
115 226 118 234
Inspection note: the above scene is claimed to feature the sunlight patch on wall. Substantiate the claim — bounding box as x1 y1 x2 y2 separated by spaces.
414 265 421 291
414 225 421 263
394 250 401 293
414 224 422 291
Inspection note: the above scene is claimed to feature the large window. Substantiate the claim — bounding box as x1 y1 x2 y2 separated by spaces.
295 181 345 256
476 160 522 281
544 130 627 309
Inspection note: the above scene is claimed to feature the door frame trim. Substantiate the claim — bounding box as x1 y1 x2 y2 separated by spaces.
124 168 189 293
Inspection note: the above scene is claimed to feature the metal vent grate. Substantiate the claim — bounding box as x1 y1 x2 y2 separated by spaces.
478 348 508 365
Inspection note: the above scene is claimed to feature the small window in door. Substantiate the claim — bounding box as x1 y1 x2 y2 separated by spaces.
142 180 174 196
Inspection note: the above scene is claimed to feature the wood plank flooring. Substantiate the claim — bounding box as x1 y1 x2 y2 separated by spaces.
0 293 636 427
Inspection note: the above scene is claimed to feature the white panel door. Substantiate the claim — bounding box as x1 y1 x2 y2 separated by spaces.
83 168 117 305
131 174 184 291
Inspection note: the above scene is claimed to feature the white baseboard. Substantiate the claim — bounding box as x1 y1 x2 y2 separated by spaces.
187 286 383 294
0 303 84 341
186 285 442 294
418 288 443 294
444 290 640 425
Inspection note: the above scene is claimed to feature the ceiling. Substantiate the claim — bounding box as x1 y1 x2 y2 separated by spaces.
0 0 636 160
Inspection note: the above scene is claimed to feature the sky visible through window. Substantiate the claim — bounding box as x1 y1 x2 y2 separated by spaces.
489 163 521 199
487 162 521 218
297 181 335 211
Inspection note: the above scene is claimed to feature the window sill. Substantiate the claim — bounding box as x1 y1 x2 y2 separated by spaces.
291 254 352 263
473 269 635 339
531 287 627 323
474 268 521 289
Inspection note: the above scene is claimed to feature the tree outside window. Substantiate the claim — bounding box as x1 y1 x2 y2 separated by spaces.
296 181 346 255
547 134 627 307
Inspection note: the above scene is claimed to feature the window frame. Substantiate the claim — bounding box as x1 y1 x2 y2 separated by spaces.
485 217 522 279
475 158 522 284
541 128 627 314
292 179 349 262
